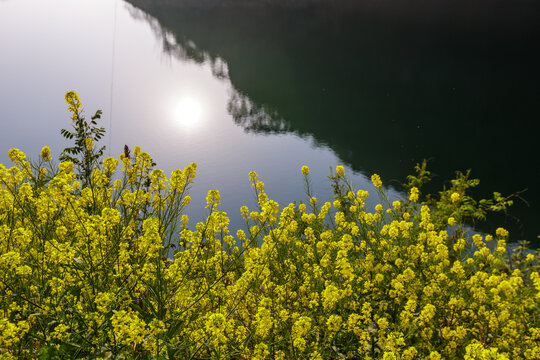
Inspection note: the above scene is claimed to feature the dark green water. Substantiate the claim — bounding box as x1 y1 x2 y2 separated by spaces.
1 0 539 247
127 0 540 246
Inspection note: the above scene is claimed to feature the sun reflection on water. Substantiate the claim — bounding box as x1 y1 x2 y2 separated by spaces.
171 97 203 129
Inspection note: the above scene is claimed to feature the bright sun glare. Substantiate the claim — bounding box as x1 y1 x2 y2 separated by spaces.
172 97 203 128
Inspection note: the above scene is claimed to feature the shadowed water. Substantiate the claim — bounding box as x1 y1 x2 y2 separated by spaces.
125 0 540 246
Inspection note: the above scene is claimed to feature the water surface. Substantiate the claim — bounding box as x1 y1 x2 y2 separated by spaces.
1 0 539 246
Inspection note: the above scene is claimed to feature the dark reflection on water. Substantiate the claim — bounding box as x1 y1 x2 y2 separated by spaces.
135 1 540 245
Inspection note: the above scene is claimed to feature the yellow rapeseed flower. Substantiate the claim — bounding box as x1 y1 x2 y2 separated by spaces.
409 187 419 202
301 165 309 175
496 227 509 237
371 173 382 188
59 161 74 173
206 189 221 208
84 137 94 151
65 91 83 122
40 146 52 160
8 148 26 164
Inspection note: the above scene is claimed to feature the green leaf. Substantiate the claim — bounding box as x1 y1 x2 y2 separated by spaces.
39 345 59 360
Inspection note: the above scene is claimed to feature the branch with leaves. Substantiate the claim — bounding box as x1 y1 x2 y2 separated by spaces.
59 91 106 188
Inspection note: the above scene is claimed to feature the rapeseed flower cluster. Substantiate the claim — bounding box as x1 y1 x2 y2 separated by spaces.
0 93 538 359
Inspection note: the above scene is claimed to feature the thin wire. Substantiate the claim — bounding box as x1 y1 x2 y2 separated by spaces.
109 0 118 156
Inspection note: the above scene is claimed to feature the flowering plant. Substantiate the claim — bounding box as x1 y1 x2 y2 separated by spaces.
0 93 538 359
